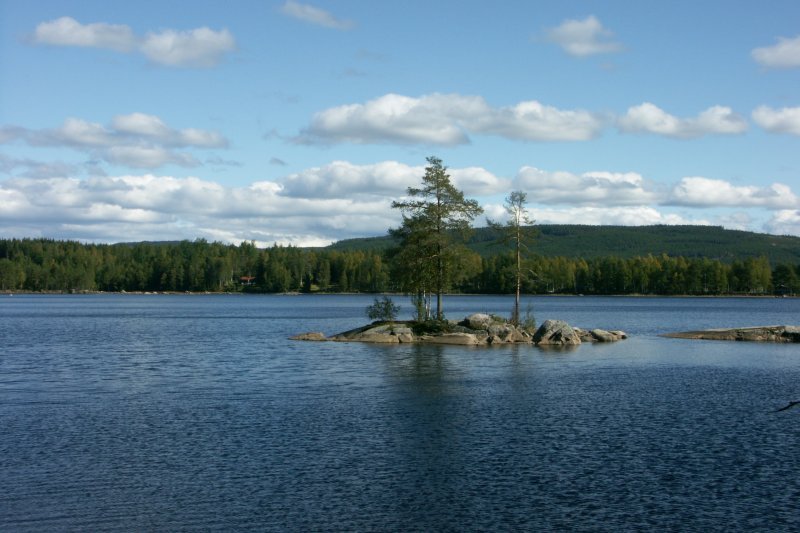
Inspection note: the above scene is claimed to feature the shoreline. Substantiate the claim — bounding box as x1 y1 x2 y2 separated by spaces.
2 290 795 299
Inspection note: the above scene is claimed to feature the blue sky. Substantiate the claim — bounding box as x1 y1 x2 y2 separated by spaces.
1 0 799 245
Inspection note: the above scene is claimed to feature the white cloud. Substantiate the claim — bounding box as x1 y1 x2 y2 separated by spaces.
282 160 420 198
281 160 508 199
766 210 800 236
110 113 228 147
280 0 355 30
526 206 708 227
618 103 748 138
668 177 799 209
301 93 604 144
751 105 800 135
0 174 400 246
7 114 227 170
4 158 800 244
33 16 135 52
752 35 800 68
450 167 511 196
140 27 236 68
31 17 235 68
104 146 199 168
515 166 659 206
545 15 622 57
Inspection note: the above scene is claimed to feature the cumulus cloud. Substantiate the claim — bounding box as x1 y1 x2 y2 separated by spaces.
545 15 623 57
0 154 80 179
0 174 401 246
280 1 355 30
31 16 235 68
522 206 708 227
515 166 659 206
766 210 800 236
618 103 748 138
751 35 800 69
3 113 227 170
33 16 135 51
751 105 800 135
281 160 508 199
140 27 236 68
668 177 799 209
300 93 604 144
3 160 800 243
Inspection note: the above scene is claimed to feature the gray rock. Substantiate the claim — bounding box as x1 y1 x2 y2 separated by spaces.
290 332 327 341
358 332 400 343
422 332 485 345
533 319 582 345
463 313 493 331
590 329 619 342
396 333 415 343
663 325 800 343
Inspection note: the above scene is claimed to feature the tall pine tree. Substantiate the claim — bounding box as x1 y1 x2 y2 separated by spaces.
390 156 483 320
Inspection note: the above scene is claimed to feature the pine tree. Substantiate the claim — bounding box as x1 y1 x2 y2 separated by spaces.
390 156 483 320
488 191 536 324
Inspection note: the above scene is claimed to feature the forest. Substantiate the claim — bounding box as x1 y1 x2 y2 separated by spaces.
1 236 798 296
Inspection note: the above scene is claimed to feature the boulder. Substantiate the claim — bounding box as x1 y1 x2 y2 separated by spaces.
532 319 582 345
462 313 494 331
590 329 620 342
487 324 531 344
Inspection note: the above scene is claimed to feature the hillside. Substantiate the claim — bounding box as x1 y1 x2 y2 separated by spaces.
326 225 800 264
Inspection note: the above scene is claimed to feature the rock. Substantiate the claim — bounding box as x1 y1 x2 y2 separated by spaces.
663 325 800 343
532 319 582 345
462 313 494 331
293 318 623 347
290 332 327 341
358 332 400 343
397 333 415 343
422 332 485 345
590 329 621 342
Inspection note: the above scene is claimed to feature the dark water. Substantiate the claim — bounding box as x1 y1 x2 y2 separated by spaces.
1 294 799 531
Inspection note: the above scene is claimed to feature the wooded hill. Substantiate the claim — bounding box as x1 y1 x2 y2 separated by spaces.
0 225 798 295
327 224 800 264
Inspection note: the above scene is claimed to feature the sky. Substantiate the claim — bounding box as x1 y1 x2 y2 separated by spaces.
1 0 799 246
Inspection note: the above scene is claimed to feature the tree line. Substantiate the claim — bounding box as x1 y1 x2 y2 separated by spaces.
0 236 798 296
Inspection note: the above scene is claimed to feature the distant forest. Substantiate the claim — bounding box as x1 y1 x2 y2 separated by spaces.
1 225 799 295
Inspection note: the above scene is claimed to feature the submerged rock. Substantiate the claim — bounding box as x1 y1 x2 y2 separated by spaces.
663 325 800 343
290 331 327 341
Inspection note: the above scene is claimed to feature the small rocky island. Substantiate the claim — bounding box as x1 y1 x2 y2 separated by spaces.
292 313 627 346
662 325 800 343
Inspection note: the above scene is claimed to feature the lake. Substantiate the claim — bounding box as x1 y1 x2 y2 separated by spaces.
1 294 799 531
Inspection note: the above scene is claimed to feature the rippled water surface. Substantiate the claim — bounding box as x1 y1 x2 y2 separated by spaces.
2 294 799 531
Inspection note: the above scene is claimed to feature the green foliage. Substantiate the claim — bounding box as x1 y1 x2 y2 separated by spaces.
0 230 798 296
0 238 390 294
487 190 536 324
520 301 537 334
366 296 400 322
331 224 800 265
390 156 483 319
410 319 453 336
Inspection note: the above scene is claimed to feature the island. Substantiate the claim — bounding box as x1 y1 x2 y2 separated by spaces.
662 325 800 343
292 314 627 346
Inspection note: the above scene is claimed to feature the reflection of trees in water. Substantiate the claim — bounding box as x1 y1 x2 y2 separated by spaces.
385 343 450 382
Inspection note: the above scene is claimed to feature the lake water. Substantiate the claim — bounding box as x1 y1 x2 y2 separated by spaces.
1 294 799 531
